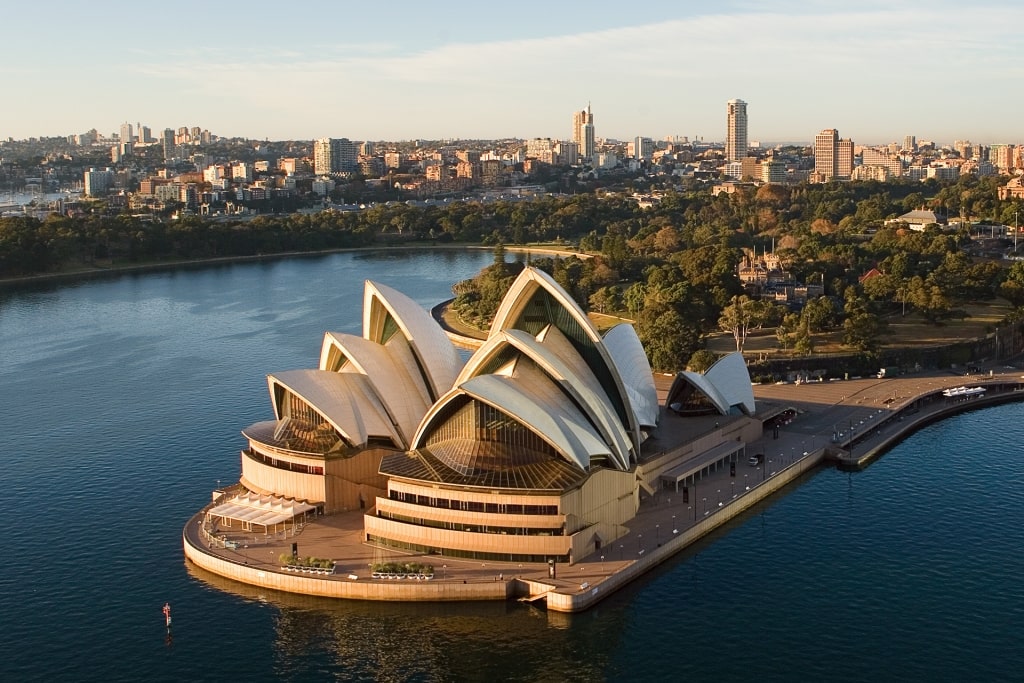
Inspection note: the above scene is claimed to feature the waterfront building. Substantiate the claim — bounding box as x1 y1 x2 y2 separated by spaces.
218 266 760 568
725 99 748 162
83 167 114 196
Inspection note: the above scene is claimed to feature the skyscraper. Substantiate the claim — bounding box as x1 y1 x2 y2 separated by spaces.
814 129 839 180
120 122 134 145
837 138 854 179
726 99 748 161
573 104 595 163
161 128 175 161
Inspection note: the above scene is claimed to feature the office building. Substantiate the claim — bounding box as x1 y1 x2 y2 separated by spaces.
813 129 853 181
573 105 595 162
162 128 175 160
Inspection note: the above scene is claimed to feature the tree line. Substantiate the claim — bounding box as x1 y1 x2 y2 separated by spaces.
4 174 1024 372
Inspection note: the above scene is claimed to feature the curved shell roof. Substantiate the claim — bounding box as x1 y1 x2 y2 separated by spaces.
319 331 431 446
362 280 462 401
486 267 644 456
705 352 756 415
455 327 633 470
413 374 612 471
667 352 756 416
602 323 659 429
268 369 401 448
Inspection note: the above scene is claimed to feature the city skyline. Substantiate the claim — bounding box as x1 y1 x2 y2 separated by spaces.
2 1 1023 145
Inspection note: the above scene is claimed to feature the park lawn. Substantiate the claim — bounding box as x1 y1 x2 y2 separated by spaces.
706 299 1014 356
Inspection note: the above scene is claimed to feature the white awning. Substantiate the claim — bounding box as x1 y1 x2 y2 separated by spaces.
208 492 316 528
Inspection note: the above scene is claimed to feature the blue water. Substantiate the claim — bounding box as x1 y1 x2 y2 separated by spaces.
1 249 1022 682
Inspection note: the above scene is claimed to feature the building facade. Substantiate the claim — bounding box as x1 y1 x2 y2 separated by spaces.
726 99 748 162
573 105 595 163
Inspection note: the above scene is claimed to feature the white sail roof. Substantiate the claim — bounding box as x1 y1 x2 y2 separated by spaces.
413 374 611 471
456 327 633 470
602 323 659 429
363 280 462 401
268 369 400 448
486 267 643 455
705 352 756 415
319 331 431 447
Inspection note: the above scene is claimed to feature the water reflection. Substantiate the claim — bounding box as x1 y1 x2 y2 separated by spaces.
185 561 625 682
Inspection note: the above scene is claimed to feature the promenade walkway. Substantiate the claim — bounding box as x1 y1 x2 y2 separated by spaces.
185 362 1024 609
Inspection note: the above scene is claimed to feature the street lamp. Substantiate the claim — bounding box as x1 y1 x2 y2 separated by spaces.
442 564 447 580
655 524 660 543
702 497 708 515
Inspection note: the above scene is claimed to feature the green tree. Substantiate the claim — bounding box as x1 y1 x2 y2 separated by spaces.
794 317 815 355
687 349 718 372
801 296 836 332
718 295 774 352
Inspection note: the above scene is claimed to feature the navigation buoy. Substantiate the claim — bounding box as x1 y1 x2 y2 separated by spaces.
163 602 172 630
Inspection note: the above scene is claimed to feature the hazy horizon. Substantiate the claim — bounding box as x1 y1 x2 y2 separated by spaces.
3 0 1022 146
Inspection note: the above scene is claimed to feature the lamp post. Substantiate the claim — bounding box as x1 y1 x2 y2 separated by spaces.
702 497 708 516
672 514 677 534
442 564 447 580
637 534 643 555
656 524 660 544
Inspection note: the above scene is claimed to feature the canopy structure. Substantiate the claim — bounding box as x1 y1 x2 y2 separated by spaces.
207 492 317 532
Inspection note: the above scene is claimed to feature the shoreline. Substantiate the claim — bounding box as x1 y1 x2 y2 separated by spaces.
0 242 583 288
182 368 1024 612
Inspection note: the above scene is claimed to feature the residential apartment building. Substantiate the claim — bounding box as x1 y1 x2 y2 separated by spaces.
725 99 748 161
313 137 358 175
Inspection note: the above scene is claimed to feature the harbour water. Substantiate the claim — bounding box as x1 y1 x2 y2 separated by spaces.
1 250 1022 682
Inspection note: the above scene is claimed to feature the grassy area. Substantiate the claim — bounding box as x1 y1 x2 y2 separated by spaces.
707 299 1014 356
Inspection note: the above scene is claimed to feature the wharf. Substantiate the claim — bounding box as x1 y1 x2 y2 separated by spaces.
183 364 1024 612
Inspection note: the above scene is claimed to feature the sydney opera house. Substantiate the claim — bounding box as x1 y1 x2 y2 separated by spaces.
222 266 760 567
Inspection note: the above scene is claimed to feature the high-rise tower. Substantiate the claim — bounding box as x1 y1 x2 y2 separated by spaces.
726 99 748 161
573 104 595 163
813 128 853 181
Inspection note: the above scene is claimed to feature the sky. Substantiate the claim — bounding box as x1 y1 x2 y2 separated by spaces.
2 0 1022 145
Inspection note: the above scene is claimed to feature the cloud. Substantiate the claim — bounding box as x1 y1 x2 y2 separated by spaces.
14 2 1024 140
